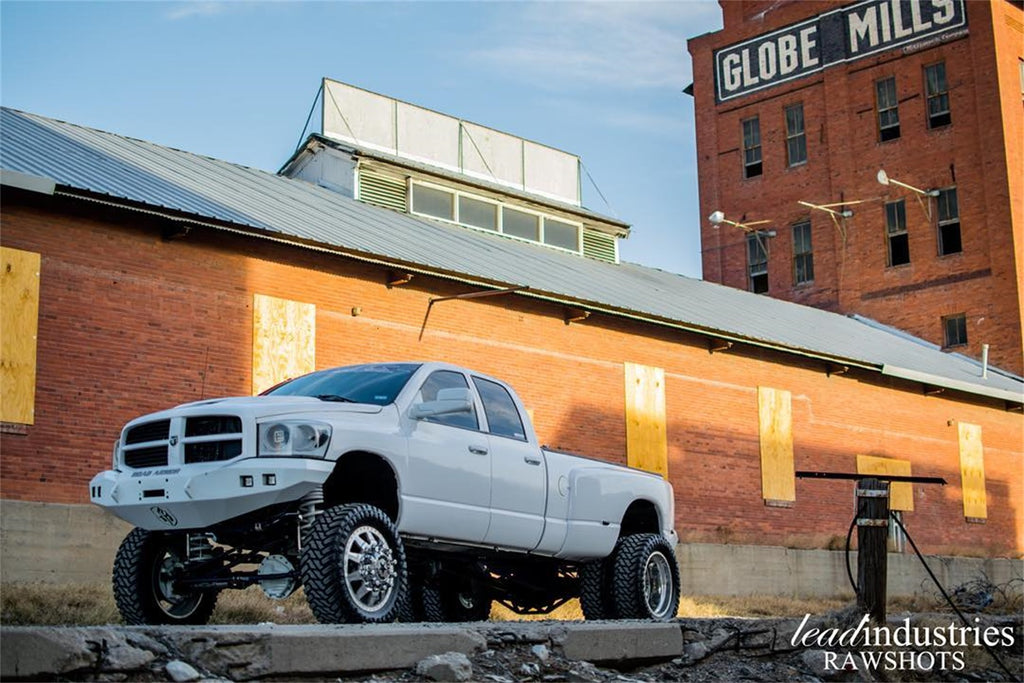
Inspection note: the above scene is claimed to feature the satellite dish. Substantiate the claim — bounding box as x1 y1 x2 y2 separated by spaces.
876 169 890 186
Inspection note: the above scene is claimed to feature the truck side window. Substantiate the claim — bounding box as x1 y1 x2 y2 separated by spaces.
472 377 526 441
418 371 479 430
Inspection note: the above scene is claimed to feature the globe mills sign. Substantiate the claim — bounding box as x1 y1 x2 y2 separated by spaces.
713 0 968 103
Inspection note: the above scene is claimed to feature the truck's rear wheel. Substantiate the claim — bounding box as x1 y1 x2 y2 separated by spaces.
422 570 491 622
301 503 407 623
610 534 680 620
579 558 616 620
112 528 218 625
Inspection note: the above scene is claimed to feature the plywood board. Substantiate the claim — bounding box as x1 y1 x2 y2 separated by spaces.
957 422 987 520
624 362 668 478
0 247 41 424
252 294 315 396
856 454 914 511
758 386 795 502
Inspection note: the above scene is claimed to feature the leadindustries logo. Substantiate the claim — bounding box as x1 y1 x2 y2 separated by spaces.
791 613 1016 673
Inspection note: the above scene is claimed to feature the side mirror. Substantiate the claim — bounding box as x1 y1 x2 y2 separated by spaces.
410 387 473 419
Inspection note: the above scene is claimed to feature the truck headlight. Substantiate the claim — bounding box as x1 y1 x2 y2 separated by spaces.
258 421 332 458
112 439 120 470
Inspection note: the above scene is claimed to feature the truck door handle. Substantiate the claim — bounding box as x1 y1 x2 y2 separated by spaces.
524 456 542 466
468 445 488 455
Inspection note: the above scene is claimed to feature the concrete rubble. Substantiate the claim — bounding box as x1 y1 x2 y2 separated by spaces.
1 613 1020 682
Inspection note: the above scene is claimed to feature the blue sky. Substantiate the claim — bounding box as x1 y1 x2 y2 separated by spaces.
1 1 721 277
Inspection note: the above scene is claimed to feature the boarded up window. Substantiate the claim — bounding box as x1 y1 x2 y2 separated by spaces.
757 387 795 504
856 455 914 511
1 247 41 424
957 422 987 521
252 294 316 395
624 362 667 478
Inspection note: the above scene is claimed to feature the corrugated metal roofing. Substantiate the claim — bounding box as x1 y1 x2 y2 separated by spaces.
2 107 1021 404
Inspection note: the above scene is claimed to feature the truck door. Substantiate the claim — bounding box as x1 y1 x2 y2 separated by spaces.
402 370 491 543
473 376 547 550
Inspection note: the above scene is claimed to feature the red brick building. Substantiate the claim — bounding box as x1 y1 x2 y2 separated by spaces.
1 94 1021 591
688 0 1024 376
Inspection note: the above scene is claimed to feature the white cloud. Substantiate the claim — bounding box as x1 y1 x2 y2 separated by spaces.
473 1 720 91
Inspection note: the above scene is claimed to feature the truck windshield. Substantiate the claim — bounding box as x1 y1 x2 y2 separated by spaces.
262 363 421 406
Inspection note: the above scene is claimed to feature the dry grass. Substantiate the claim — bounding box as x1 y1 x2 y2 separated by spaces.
3 582 858 626
0 583 313 626
3 582 1015 626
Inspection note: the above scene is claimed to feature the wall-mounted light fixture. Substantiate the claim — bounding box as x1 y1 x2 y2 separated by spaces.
877 169 940 219
798 200 854 244
709 210 776 254
563 308 590 325
386 271 414 288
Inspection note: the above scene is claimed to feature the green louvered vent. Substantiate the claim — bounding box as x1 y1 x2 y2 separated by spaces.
582 229 618 263
357 170 407 212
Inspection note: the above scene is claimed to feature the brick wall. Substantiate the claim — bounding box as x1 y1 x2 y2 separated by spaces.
1 196 1021 556
690 0 1024 375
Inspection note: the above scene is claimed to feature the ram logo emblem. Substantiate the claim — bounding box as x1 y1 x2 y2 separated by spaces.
169 435 179 446
150 506 178 527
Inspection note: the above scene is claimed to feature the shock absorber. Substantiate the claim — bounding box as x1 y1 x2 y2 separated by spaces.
296 486 324 551
187 533 216 562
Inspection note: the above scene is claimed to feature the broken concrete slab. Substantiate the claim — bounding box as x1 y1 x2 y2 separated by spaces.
557 621 684 663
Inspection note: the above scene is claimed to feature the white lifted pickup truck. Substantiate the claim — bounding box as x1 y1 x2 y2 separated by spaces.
91 362 680 625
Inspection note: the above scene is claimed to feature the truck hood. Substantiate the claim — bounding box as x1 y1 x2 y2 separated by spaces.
128 396 385 424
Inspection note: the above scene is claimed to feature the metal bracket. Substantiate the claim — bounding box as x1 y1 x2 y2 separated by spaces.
857 519 889 527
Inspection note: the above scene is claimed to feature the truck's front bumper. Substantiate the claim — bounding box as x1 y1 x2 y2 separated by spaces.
89 457 334 530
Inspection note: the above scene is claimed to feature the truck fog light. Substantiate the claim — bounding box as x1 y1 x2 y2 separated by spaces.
263 474 277 486
240 475 254 488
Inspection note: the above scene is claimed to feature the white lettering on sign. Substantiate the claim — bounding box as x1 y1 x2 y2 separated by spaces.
713 0 967 102
848 0 958 54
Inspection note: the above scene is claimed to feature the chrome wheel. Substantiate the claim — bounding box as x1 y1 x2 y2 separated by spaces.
343 524 398 613
642 551 674 619
611 533 680 620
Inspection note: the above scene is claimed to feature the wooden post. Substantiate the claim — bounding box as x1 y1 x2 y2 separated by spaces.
857 477 889 623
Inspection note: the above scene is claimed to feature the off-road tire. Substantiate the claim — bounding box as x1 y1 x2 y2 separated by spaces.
421 572 491 622
300 503 407 624
579 557 616 620
112 527 219 625
398 563 426 622
610 533 680 620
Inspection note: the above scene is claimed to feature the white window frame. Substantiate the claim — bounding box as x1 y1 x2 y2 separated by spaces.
408 179 582 255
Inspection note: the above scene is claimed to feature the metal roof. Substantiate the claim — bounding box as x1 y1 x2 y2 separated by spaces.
2 107 1020 405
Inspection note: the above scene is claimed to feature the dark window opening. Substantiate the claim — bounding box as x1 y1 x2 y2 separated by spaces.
785 103 807 166
876 77 900 141
742 117 762 179
792 220 814 285
925 63 951 129
943 314 967 348
747 233 769 293
936 187 962 256
886 200 910 267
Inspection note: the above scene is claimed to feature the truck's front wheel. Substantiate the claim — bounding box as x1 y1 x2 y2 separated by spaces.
610 534 680 620
112 528 218 625
301 503 407 623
